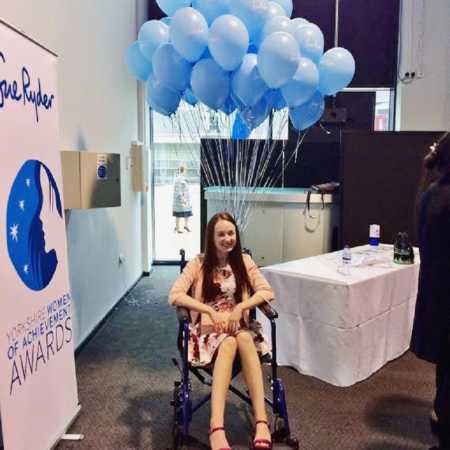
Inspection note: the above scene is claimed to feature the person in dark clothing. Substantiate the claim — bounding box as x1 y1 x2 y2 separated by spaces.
411 132 450 450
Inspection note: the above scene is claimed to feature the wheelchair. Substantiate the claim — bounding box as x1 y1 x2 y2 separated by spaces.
170 249 299 449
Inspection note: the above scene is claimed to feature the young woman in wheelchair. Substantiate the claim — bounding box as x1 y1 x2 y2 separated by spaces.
169 212 274 450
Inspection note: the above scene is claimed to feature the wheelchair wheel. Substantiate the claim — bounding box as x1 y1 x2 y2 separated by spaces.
171 424 190 450
171 380 192 450
286 436 300 449
271 415 299 449
271 415 282 443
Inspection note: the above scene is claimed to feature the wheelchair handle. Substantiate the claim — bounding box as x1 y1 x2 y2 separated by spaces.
176 306 190 323
257 301 278 320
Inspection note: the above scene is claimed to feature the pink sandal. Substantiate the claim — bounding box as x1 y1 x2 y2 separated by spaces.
209 426 232 450
251 420 272 450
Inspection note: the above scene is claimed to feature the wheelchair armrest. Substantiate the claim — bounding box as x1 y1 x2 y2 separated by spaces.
176 306 190 323
257 301 278 320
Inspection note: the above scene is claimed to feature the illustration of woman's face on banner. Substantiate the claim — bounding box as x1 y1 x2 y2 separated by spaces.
39 164 61 254
6 160 63 291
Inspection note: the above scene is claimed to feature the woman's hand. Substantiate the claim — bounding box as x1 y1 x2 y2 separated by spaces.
209 309 230 334
228 304 243 334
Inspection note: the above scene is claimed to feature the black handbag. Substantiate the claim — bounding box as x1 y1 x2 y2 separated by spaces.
305 182 340 216
302 182 340 232
311 181 340 194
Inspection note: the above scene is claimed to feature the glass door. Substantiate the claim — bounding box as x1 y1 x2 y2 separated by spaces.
151 107 201 262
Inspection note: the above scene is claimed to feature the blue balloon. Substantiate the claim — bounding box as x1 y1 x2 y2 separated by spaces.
265 88 286 110
192 0 230 25
230 91 246 111
261 16 293 44
257 31 300 88
229 0 270 45
183 88 198 106
146 75 181 116
240 96 270 130
256 0 286 44
291 17 309 28
318 47 355 95
200 47 212 59
152 43 192 92
138 20 170 62
209 15 249 71
289 91 324 131
170 7 209 63
292 23 324 64
156 0 190 16
231 53 268 107
191 58 230 110
126 41 152 81
271 0 293 17
281 57 319 107
266 1 287 19
160 16 172 25
232 113 251 139
219 96 237 114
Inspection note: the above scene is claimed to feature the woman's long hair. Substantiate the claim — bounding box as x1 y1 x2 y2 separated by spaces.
416 133 450 231
202 212 251 304
420 132 450 193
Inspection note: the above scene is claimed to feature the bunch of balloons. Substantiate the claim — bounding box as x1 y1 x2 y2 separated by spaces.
126 0 355 138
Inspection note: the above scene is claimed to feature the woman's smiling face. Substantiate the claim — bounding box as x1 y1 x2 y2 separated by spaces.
214 219 236 258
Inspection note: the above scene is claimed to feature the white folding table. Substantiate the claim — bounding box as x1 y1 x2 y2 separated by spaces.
258 244 420 387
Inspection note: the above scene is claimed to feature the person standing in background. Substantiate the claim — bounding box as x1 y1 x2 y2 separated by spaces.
411 132 450 450
172 165 193 234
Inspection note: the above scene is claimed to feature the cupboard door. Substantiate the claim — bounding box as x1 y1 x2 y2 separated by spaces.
293 0 399 88
241 206 284 266
339 0 400 87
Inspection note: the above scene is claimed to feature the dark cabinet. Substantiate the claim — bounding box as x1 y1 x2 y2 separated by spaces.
339 0 399 87
293 0 399 87
149 2 164 20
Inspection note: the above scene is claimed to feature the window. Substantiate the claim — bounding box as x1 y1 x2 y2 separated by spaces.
374 89 394 131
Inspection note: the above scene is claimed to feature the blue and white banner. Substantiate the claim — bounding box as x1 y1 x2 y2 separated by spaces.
0 19 79 450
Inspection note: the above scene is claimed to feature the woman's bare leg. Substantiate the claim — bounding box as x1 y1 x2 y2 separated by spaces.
236 331 271 445
210 336 237 450
175 217 182 232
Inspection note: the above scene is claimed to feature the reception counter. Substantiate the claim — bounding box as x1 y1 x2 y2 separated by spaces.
204 187 339 266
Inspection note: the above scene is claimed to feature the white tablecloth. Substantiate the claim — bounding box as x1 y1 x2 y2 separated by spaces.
258 244 420 387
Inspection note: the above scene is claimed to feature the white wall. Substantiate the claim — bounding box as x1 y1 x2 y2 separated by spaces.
397 0 450 131
0 0 149 347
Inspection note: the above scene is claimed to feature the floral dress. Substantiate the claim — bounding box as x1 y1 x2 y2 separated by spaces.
188 264 271 367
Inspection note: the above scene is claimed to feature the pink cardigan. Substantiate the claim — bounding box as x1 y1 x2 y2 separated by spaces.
168 253 274 325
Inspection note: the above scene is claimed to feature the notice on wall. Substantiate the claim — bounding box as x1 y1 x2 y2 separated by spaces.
0 19 79 450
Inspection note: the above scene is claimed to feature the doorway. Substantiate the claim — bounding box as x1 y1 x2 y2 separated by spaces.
151 109 201 262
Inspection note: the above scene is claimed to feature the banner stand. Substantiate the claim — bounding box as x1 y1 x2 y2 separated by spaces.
0 18 82 450
50 405 84 449
2 400 83 450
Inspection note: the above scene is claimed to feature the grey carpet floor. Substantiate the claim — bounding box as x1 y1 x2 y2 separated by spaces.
57 266 438 450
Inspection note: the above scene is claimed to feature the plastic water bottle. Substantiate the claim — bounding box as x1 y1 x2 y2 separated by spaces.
342 245 352 275
369 224 380 247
